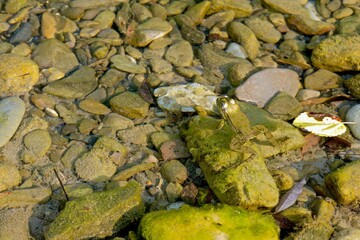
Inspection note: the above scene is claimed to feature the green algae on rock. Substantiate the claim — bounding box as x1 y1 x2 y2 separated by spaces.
0 54 39 95
325 160 360 205
139 204 280 240
45 181 145 240
181 101 304 208
343 74 360 98
43 67 97 99
311 35 360 72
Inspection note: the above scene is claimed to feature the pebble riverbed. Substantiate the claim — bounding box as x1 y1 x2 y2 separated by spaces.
0 0 360 239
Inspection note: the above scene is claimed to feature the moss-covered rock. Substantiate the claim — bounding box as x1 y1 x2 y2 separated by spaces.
311 35 360 72
181 102 304 208
138 204 280 240
325 160 360 205
45 181 145 240
344 74 360 98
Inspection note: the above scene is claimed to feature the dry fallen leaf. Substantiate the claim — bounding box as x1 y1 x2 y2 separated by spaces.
301 133 321 155
274 178 307 213
300 93 351 106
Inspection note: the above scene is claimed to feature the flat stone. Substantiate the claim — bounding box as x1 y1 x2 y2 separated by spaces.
262 0 308 15
184 1 211 25
102 113 134 131
109 91 149 119
0 54 39 95
0 208 32 240
345 104 360 140
235 68 300 107
70 0 124 9
295 89 321 101
94 10 115 29
207 0 253 18
5 0 28 14
0 163 21 192
304 69 341 90
325 160 360 205
78 98 111 115
32 39 79 74
286 14 335 35
75 148 117 182
311 35 360 72
154 83 218 113
41 11 78 39
23 129 52 157
264 91 303 121
0 97 25 147
110 55 146 74
45 181 145 240
245 17 281 44
9 22 32 43
139 205 279 240
43 67 97 99
227 21 260 60
0 187 51 209
126 17 172 47
165 40 193 67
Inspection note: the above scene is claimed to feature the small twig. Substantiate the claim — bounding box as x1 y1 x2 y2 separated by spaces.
53 169 69 201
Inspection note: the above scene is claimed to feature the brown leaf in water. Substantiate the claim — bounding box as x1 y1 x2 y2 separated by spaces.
301 133 321 155
300 93 352 106
323 137 351 152
139 80 154 104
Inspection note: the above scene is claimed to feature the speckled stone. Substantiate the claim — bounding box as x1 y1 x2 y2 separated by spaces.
0 163 21 192
0 54 39 95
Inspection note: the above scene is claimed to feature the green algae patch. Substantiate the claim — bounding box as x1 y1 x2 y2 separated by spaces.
181 101 304 208
139 204 280 240
45 181 145 240
325 160 360 205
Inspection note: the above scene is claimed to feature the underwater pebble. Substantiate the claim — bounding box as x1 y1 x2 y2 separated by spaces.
345 104 360 140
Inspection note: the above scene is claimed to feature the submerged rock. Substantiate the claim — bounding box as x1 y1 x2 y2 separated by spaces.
109 91 149 119
0 163 21 192
181 102 304 208
0 187 51 209
139 204 279 240
45 181 145 240
207 0 253 18
325 160 360 205
0 97 26 147
0 54 39 95
311 35 360 72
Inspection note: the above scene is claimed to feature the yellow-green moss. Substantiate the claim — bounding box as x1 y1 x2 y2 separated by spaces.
139 204 280 240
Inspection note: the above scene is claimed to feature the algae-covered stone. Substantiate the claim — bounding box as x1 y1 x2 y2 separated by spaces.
207 0 252 18
0 163 21 192
161 160 188 184
0 208 32 240
23 129 52 157
227 60 255 87
286 14 335 35
227 21 260 60
181 102 304 208
337 13 360 35
32 39 79 74
287 221 333 240
43 67 97 99
184 1 211 25
109 91 149 119
0 187 51 209
5 0 28 14
139 204 280 240
311 35 360 72
75 148 117 182
325 160 360 205
45 181 145 240
110 55 146 74
0 54 39 94
344 74 360 98
70 0 123 9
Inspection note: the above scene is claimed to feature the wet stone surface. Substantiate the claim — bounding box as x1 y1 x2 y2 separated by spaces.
0 0 360 239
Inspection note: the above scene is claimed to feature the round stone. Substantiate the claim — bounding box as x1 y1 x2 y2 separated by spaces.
0 54 39 95
160 160 188 184
345 104 360 140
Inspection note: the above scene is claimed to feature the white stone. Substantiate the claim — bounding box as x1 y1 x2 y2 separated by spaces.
235 68 300 107
154 83 218 113
345 104 360 140
0 97 25 147
225 42 247 58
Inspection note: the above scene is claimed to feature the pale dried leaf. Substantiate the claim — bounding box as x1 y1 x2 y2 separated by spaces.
274 178 307 213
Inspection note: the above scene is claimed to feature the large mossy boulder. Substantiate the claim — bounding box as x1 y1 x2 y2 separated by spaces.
45 181 145 240
139 204 280 240
181 101 304 209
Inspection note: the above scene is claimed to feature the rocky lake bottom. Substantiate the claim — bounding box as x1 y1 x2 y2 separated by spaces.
0 0 360 239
